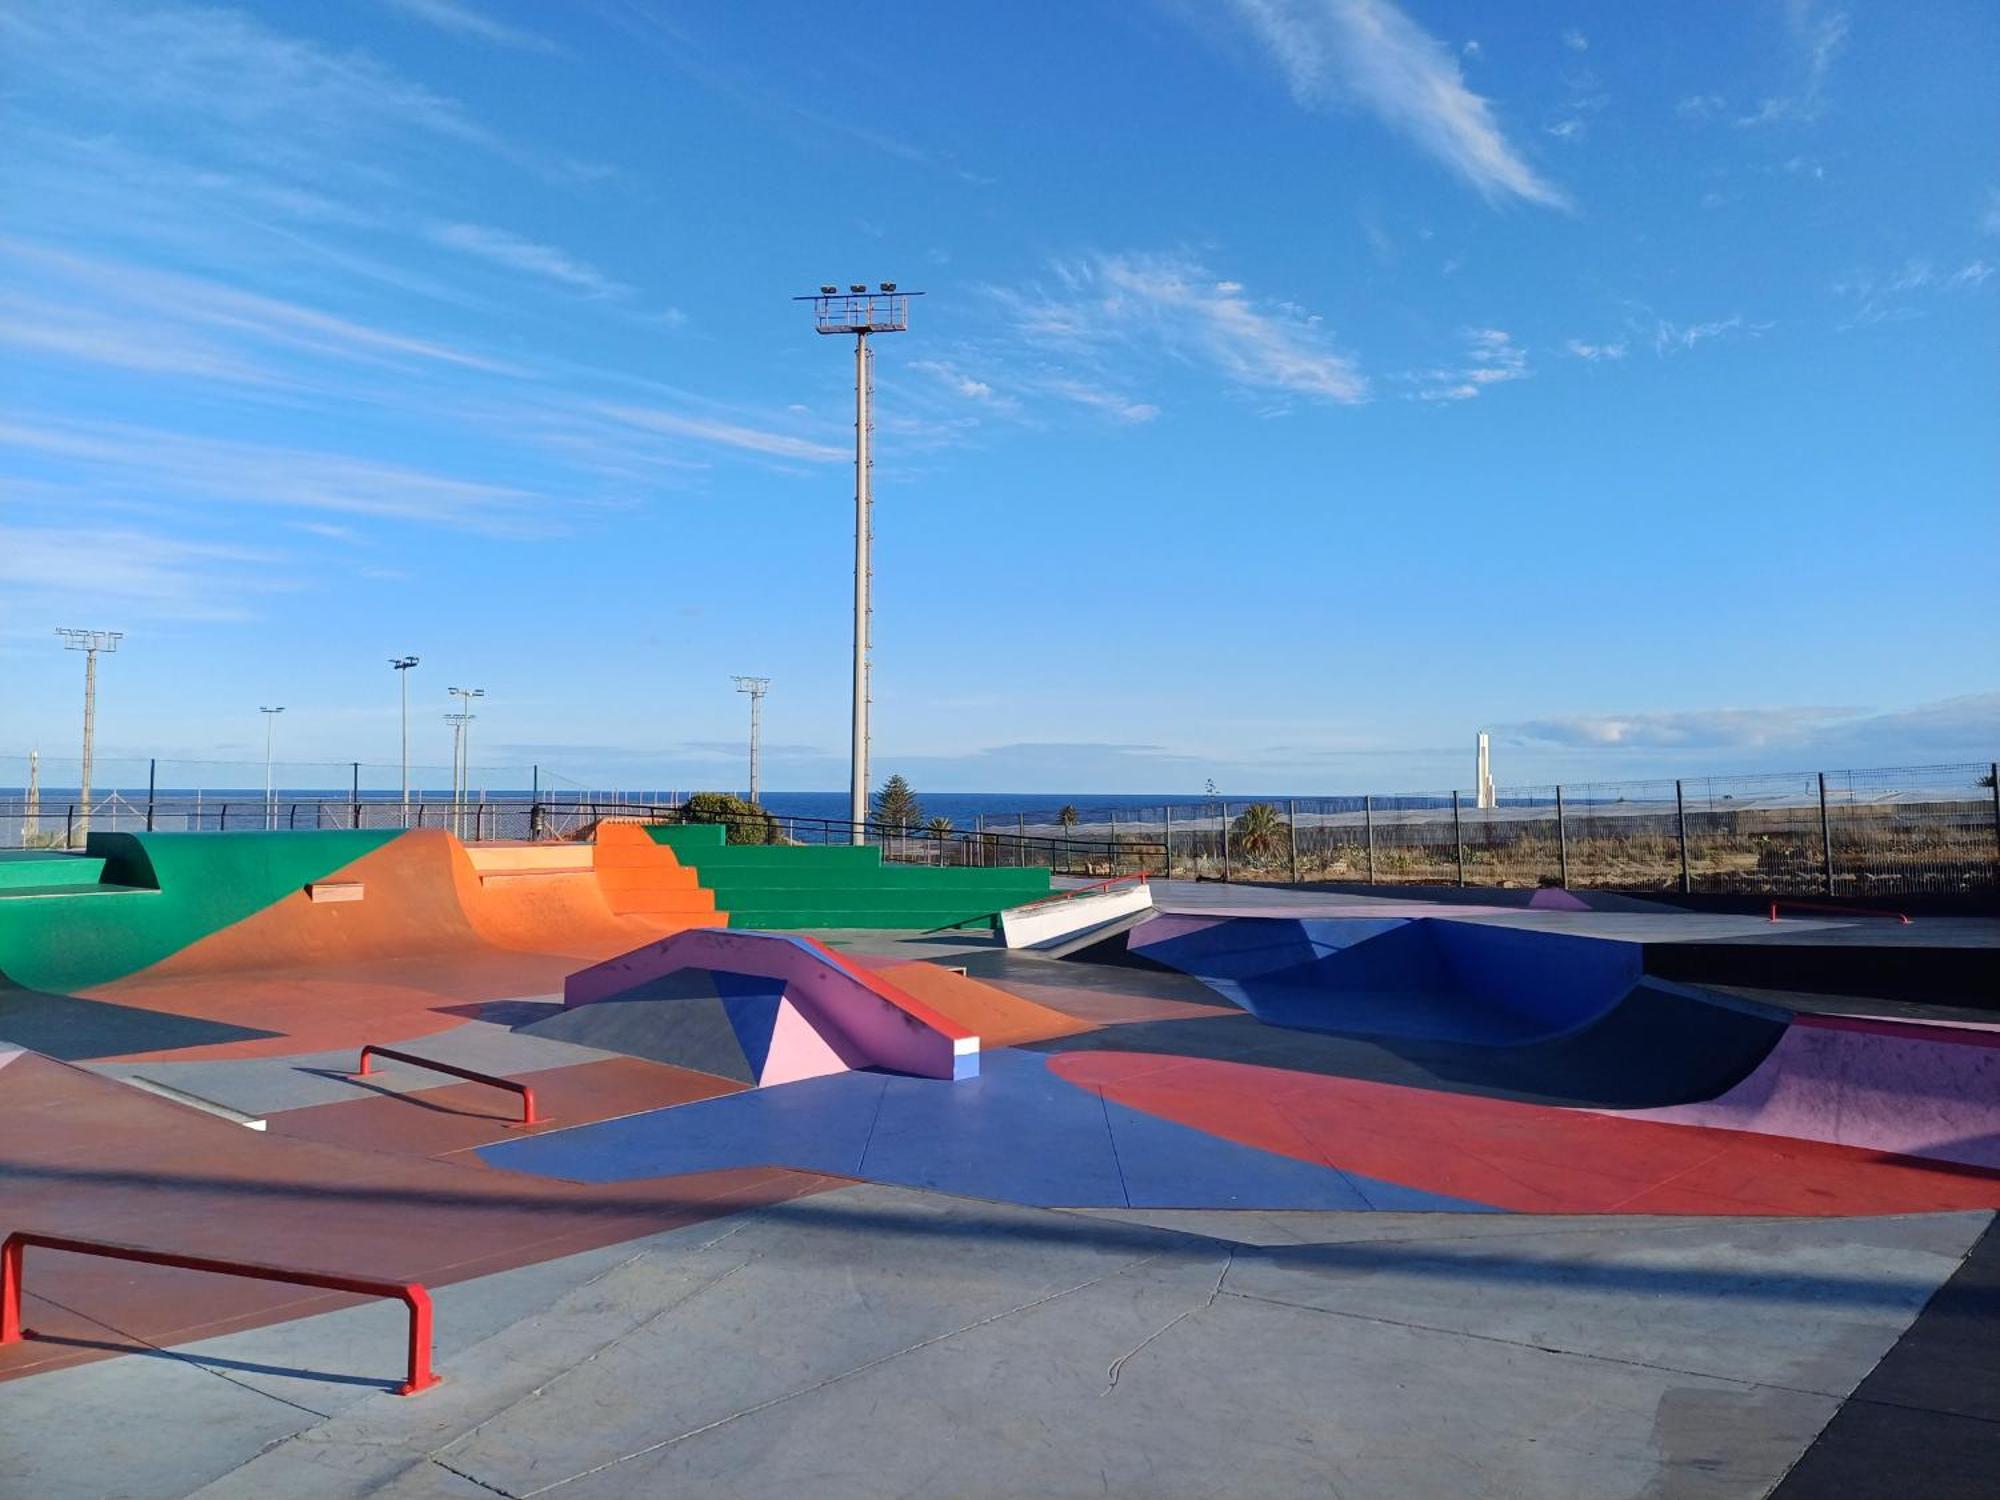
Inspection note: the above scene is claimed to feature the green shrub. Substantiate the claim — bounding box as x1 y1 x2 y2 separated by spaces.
680 790 780 845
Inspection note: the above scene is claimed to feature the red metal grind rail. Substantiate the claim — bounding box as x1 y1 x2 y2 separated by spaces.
355 1044 545 1125
0 1231 439 1395
1768 899 1911 926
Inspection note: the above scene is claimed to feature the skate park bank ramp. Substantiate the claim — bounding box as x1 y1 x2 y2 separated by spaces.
539 927 981 1081
0 828 727 1061
645 822 1050 929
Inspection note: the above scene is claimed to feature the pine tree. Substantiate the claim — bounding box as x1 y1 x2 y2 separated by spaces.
872 774 923 832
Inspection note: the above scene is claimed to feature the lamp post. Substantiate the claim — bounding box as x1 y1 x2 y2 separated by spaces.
797 283 920 842
390 657 419 827
261 706 285 830
55 629 122 847
448 686 484 837
732 676 770 805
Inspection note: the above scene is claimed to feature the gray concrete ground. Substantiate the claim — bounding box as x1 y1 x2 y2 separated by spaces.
4 1186 1985 1500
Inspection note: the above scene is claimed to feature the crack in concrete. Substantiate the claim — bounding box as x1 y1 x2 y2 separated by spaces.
1101 1249 1233 1395
428 1255 757 1465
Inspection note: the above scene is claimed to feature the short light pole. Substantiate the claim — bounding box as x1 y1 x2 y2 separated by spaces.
261 706 285 830
391 656 419 827
448 686 484 837
55 629 122 847
797 282 921 842
732 676 770 805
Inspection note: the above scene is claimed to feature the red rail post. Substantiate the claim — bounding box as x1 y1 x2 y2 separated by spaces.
0 1231 438 1395
354 1044 545 1125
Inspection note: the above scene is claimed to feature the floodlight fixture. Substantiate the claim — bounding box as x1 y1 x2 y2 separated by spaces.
55 628 123 846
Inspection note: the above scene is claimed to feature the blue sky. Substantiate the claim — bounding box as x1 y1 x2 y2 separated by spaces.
1 0 1995 794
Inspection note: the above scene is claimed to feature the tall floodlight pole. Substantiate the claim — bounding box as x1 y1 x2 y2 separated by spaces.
56 629 122 847
261 706 286 830
391 657 419 827
448 686 484 837
797 282 921 842
732 676 771 805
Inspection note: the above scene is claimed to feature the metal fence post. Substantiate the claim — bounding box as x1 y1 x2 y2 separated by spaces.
1364 795 1375 885
1991 763 2000 880
1675 780 1691 893
1287 798 1300 884
351 763 361 830
1109 811 1118 875
1018 812 1026 870
145 759 156 833
1452 790 1466 887
1163 806 1173 880
1818 771 1835 897
1555 785 1569 888
65 805 74 847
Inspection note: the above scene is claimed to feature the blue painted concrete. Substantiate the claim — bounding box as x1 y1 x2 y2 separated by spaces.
1132 915 1646 1046
479 1049 1492 1212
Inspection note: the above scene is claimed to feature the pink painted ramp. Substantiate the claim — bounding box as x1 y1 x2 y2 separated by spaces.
566 929 978 1081
1608 1013 2000 1171
760 997 850 1086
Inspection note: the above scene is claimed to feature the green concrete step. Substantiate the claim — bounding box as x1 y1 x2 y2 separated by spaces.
0 851 108 891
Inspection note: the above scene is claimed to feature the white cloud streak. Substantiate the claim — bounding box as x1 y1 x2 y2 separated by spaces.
593 405 846 463
379 0 560 53
1012 252 1367 404
1224 0 1568 209
428 222 630 297
0 416 557 537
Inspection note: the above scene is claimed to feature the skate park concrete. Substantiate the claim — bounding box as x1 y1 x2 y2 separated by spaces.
4 833 1998 1497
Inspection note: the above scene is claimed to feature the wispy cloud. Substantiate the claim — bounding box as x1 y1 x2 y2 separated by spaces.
1738 0 1850 126
1408 327 1527 401
1677 93 1728 121
1652 314 1772 355
0 238 523 378
908 360 1022 415
593 405 846 463
1499 694 2000 766
1222 0 1568 209
1833 258 1993 327
1501 704 1863 750
1040 379 1160 424
378 0 561 54
1561 29 1589 52
0 522 288 622
428 222 630 298
1008 252 1367 405
0 416 558 537
1563 338 1627 361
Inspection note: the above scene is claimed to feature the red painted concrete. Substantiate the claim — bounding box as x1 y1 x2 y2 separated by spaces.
1050 1051 2000 1216
0 1051 834 1383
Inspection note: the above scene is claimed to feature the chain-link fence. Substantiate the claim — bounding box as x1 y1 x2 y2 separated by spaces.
4 754 1995 896
972 761 2000 896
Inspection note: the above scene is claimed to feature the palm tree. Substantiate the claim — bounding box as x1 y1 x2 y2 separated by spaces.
924 815 954 839
1231 801 1289 865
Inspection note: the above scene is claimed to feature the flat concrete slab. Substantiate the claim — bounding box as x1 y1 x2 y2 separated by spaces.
23 1187 1956 1500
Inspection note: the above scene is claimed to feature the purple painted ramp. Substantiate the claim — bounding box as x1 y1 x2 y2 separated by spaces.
566 928 978 1081
1610 1014 2000 1170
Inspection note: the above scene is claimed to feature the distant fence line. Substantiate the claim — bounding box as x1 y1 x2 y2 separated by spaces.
2 757 1996 898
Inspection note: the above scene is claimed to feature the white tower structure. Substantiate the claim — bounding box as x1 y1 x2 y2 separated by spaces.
1476 731 1496 810
798 283 922 842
